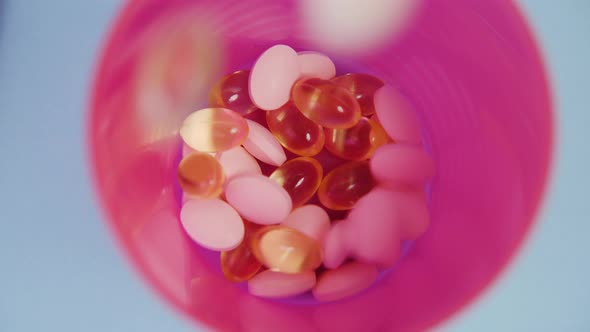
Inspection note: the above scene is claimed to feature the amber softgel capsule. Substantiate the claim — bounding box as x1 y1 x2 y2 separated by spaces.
269 157 323 208
291 78 361 129
317 161 375 210
250 225 323 274
178 152 225 198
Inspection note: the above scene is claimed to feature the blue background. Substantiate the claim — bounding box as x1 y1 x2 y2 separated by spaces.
0 1 588 331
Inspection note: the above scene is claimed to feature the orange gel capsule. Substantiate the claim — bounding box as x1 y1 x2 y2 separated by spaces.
332 73 384 116
369 116 392 147
179 107 249 152
209 70 259 116
266 103 325 156
178 152 225 198
318 161 375 210
269 157 323 208
291 78 361 129
221 222 263 282
325 117 391 161
251 225 323 274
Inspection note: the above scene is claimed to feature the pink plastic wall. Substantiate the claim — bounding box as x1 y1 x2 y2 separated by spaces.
88 0 553 331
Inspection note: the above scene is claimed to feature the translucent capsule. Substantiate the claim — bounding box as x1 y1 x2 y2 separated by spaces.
269 157 323 208
250 225 323 274
266 103 325 156
317 161 375 210
220 222 263 282
179 107 249 152
369 115 392 147
209 70 259 116
178 152 225 198
325 117 374 161
332 73 384 116
291 78 361 129
324 117 391 161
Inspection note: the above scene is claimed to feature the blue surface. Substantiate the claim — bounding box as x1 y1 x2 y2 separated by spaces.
0 1 588 331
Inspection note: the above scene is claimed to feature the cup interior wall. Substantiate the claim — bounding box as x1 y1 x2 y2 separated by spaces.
89 0 553 331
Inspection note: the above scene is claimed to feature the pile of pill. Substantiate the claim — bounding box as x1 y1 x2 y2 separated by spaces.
178 44 434 302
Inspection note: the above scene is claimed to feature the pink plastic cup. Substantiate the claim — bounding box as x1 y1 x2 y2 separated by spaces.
88 0 553 331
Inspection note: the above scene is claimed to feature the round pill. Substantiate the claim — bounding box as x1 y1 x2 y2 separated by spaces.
180 199 245 251
225 174 292 225
298 51 336 80
249 44 300 110
248 270 316 298
374 85 422 145
177 152 225 199
313 261 378 302
243 119 287 166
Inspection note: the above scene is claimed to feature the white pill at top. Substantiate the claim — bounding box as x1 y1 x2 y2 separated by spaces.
249 44 300 110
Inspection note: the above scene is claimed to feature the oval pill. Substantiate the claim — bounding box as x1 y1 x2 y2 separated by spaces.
180 199 245 251
251 225 323 274
292 78 361 129
225 174 292 225
179 107 249 152
243 119 287 166
249 44 300 110
269 157 323 208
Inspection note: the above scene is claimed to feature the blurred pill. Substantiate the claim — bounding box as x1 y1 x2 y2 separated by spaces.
300 0 421 54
